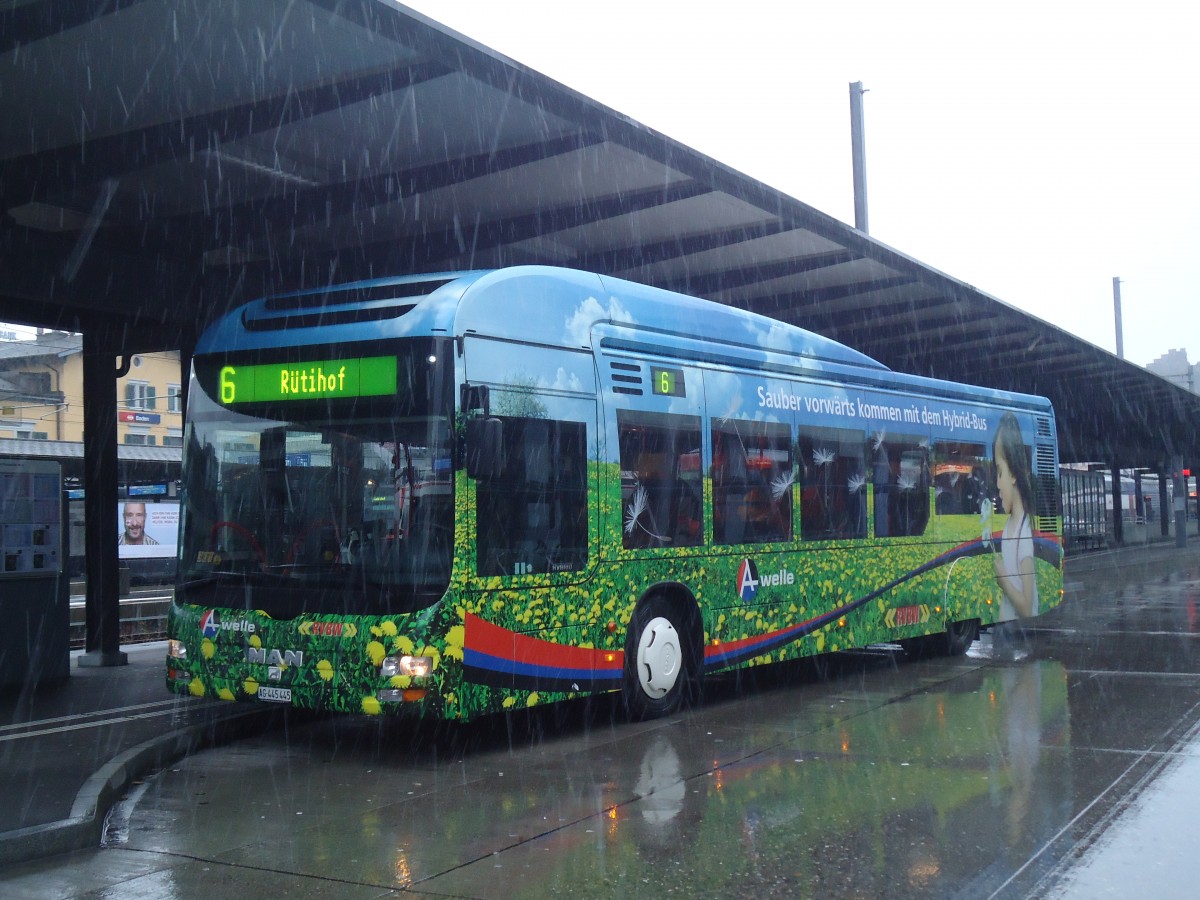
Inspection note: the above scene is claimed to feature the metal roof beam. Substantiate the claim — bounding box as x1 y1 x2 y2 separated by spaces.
941 329 1065 358
0 221 200 331
0 0 149 54
412 178 716 268
257 177 716 286
656 250 862 298
1 59 453 205
795 292 948 331
826 304 999 343
159 131 607 259
581 220 794 273
756 275 921 316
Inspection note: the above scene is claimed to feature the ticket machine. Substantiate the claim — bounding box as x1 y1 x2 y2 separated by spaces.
0 458 69 688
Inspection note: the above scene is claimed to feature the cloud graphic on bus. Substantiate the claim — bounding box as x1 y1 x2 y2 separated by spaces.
565 295 635 347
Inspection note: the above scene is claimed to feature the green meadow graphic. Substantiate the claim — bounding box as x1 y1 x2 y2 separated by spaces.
170 464 1062 720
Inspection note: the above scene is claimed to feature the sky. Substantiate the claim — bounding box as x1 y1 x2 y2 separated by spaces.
404 0 1199 369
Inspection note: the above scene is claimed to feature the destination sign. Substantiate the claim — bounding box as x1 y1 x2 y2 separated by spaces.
217 356 397 405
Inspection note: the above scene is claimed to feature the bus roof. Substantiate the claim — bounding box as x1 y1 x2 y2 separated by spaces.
202 266 884 368
197 265 1052 414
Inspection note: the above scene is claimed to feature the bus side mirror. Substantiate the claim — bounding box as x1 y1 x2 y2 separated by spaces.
466 417 504 480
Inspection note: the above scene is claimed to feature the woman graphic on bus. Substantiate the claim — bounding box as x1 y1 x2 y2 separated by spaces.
992 412 1038 618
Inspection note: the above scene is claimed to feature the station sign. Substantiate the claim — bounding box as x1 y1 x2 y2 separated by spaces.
119 411 161 424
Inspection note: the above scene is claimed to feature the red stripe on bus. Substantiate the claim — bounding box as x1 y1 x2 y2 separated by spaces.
464 613 625 674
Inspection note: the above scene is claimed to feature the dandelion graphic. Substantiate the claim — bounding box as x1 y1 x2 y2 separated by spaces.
847 472 867 535
897 473 917 493
872 430 887 452
980 498 995 550
770 468 795 502
624 484 671 542
813 448 835 527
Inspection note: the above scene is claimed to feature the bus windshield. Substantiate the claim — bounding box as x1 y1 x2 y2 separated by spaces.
177 355 454 618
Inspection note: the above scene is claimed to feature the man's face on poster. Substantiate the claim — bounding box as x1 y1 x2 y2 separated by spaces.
123 502 147 543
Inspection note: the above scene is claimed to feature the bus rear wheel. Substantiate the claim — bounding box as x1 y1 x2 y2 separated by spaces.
623 595 701 720
944 618 979 656
903 618 979 658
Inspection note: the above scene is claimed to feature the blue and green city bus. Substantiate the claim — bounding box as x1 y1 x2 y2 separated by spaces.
167 266 1063 720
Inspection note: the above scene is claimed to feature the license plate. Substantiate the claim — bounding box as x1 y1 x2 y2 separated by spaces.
257 686 292 703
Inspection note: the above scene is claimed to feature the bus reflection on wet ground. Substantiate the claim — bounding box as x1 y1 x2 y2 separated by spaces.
2 543 1198 899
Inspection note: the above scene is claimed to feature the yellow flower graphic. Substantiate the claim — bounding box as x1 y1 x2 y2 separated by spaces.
366 641 386 666
418 645 441 670
217 687 235 701
392 635 415 655
361 696 381 715
188 678 206 698
243 678 259 696
380 620 398 636
317 659 334 681
201 638 215 660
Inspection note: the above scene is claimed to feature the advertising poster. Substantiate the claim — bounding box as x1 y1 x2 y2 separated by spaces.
116 500 178 560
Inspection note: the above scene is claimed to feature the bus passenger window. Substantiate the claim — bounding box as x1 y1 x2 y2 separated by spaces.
932 442 989 517
871 434 930 538
476 417 587 577
617 411 703 550
797 426 867 540
712 420 792 545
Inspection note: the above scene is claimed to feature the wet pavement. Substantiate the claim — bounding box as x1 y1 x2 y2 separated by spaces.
0 643 273 864
2 542 1199 897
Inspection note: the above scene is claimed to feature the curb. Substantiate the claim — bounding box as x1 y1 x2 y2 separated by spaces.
0 706 273 869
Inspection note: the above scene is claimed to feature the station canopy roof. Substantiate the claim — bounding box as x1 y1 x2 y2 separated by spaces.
2 0 1197 468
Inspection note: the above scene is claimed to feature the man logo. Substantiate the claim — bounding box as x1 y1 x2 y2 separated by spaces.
199 609 221 639
736 558 759 603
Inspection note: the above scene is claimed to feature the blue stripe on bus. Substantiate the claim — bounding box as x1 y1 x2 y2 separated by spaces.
463 648 624 686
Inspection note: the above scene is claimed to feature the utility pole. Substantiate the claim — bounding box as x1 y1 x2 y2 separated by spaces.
849 81 869 234
1112 277 1124 359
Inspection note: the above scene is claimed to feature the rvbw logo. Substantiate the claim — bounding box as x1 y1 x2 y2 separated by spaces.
736 558 795 603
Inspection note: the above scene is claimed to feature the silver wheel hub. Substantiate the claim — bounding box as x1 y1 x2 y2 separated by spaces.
636 616 682 698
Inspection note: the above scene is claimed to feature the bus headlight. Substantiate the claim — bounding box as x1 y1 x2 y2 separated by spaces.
168 639 188 660
380 655 433 678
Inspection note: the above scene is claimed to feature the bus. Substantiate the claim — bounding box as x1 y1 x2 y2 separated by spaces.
166 266 1063 720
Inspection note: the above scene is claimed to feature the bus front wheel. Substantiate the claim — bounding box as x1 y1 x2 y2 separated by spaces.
623 594 701 720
